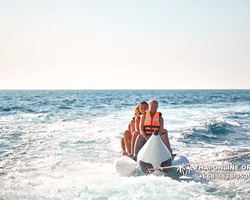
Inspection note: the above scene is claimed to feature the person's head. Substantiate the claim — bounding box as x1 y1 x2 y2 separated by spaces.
133 104 141 116
148 100 158 114
139 101 148 114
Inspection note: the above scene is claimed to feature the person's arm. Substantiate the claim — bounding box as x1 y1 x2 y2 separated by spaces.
139 115 148 140
130 119 135 134
159 116 164 136
135 117 140 132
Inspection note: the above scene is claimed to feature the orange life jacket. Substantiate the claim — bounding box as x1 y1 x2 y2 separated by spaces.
144 111 161 138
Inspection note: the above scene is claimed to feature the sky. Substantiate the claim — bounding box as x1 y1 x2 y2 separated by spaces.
1 0 250 89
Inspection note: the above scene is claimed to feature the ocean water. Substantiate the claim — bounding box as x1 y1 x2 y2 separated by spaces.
0 90 250 200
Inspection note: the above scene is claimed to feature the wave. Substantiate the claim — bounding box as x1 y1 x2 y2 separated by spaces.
61 99 78 103
205 119 236 135
182 119 240 144
0 144 10 156
58 106 71 110
0 106 35 114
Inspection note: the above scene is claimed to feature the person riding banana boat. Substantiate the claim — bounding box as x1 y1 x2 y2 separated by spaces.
131 99 174 160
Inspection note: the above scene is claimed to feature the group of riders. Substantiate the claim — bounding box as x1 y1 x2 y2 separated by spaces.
120 100 173 160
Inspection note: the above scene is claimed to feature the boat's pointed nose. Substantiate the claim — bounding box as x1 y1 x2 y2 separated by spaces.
137 130 172 175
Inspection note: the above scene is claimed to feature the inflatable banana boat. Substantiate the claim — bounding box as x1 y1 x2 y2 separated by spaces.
116 130 191 180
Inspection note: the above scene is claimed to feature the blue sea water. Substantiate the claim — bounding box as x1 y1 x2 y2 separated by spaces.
0 90 250 199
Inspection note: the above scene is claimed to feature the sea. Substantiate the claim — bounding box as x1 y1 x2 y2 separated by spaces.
0 90 249 200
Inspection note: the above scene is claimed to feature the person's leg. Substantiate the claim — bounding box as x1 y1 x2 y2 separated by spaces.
124 130 132 155
161 129 172 153
120 137 128 156
132 135 146 160
130 131 140 156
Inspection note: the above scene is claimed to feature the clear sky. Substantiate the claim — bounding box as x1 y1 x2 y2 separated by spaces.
1 0 249 89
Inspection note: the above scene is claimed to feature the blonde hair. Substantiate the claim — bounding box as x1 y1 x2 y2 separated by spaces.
148 99 158 106
133 104 141 116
